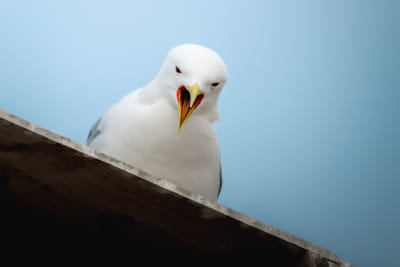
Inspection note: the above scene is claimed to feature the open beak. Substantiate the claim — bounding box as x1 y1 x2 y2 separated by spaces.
176 84 204 133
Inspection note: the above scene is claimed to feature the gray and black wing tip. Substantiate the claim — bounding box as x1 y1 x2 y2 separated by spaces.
87 116 102 145
218 164 223 197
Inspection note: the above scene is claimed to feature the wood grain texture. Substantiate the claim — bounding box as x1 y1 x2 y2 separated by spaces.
0 109 351 266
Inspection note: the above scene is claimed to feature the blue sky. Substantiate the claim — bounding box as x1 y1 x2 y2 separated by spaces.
1 1 399 266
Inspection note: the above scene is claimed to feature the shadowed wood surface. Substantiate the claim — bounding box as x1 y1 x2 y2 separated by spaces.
0 109 352 266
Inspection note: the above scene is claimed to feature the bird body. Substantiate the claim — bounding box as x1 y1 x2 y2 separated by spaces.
88 44 227 201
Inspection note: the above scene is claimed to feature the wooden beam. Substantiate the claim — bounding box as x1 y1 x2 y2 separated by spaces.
0 109 351 265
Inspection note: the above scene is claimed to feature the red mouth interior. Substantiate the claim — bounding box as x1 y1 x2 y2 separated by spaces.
176 86 204 125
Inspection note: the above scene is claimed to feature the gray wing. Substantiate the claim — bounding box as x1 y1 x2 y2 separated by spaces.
218 164 223 197
87 116 103 145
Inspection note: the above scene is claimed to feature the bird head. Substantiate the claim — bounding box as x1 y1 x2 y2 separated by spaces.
156 44 228 133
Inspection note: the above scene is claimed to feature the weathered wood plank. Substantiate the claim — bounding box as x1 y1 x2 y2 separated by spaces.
0 109 351 265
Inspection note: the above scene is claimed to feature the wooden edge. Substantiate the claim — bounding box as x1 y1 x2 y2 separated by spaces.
0 108 347 264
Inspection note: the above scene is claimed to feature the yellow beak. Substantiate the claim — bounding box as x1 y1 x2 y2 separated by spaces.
176 84 204 133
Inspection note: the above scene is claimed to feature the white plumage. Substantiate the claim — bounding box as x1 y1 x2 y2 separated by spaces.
87 44 228 201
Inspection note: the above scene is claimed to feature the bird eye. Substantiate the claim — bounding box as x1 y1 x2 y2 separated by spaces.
175 66 182 73
211 82 219 87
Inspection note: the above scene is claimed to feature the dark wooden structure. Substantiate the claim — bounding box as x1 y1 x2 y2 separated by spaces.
0 109 353 266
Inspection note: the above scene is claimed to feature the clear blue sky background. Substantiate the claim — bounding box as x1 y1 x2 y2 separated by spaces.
1 1 399 266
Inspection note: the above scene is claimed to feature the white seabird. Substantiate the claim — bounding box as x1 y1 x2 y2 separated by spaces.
87 44 228 201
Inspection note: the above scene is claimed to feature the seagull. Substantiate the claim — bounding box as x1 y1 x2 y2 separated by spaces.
87 44 228 201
